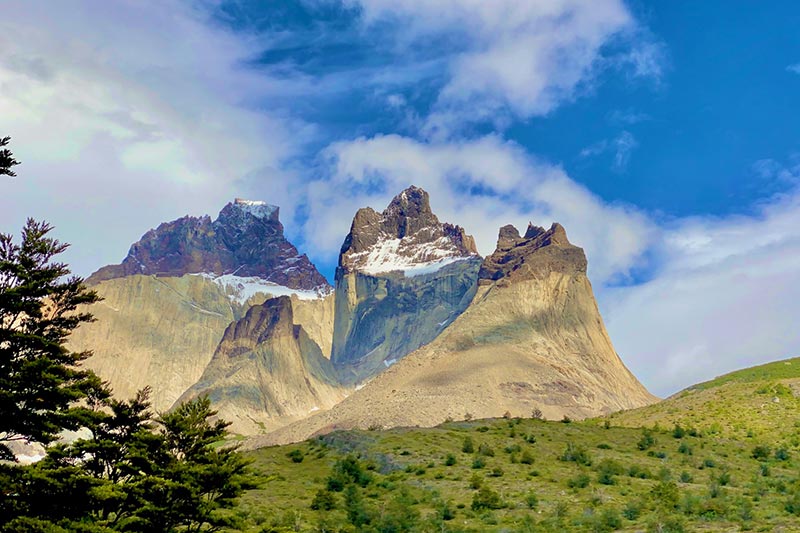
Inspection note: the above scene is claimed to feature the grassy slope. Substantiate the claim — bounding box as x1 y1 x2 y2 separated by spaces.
226 358 800 532
607 357 800 444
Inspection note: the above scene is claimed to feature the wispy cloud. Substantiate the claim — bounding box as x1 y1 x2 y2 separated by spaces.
579 131 638 171
786 63 800 74
580 140 609 158
608 108 651 125
342 0 663 137
613 131 638 171
605 175 800 395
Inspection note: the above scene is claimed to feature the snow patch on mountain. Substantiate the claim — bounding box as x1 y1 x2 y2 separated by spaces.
194 273 328 304
232 198 277 219
351 234 477 276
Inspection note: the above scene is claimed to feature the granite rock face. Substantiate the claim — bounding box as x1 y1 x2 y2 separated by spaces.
338 186 478 275
331 186 482 382
479 222 588 283
88 199 329 292
68 274 237 412
177 296 348 435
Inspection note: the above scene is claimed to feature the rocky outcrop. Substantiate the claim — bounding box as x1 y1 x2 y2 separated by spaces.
479 222 587 282
331 186 482 382
251 222 657 446
88 199 330 292
177 296 348 435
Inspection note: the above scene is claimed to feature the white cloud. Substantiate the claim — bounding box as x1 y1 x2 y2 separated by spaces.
306 134 656 284
603 183 800 397
580 140 609 158
786 63 800 74
0 1 314 276
346 0 659 135
578 131 638 171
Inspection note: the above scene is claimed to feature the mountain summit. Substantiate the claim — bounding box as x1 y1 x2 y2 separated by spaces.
88 198 329 292
332 186 483 381
339 185 478 276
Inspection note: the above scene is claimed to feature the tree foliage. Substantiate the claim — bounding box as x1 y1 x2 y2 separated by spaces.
0 218 100 459
0 214 255 532
2 391 254 532
0 137 20 177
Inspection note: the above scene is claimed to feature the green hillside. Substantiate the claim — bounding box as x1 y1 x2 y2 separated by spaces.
232 403 800 532
607 357 800 444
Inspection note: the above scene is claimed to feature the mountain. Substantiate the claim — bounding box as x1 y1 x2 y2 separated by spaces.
88 198 330 292
176 295 347 435
70 188 654 441
331 186 482 382
69 199 333 412
252 220 656 445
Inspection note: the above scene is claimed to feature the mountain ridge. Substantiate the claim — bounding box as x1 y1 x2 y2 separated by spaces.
88 198 329 292
250 220 656 446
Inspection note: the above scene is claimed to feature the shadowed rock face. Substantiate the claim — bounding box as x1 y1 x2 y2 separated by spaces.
332 186 482 382
88 199 329 291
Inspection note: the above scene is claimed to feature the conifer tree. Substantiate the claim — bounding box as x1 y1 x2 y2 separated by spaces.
0 218 101 460
0 137 19 177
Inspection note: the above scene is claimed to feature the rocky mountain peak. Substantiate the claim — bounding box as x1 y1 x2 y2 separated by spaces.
216 199 281 231
383 185 434 238
338 186 479 276
217 296 295 360
88 199 330 292
497 224 522 248
479 222 587 282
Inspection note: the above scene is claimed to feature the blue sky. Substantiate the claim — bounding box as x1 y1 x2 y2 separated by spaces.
2 1 800 396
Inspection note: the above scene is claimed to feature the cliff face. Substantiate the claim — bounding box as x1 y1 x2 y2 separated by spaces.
88 199 330 292
331 186 482 382
251 222 657 446
176 296 348 435
70 199 334 414
68 274 236 411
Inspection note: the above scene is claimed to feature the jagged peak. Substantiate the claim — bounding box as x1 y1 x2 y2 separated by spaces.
386 185 431 214
231 198 279 219
479 221 586 282
339 186 479 276
497 224 522 248
87 199 329 291
217 198 280 226
524 222 545 239
221 296 295 353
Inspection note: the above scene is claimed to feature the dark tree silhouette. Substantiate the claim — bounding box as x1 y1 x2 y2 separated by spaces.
0 137 20 177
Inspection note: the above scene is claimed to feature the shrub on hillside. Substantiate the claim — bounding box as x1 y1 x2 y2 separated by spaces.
637 429 656 451
471 486 504 510
559 443 592 466
462 437 474 454
752 445 771 460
